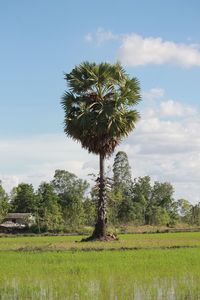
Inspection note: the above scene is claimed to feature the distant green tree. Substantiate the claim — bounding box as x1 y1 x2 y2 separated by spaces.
10 183 36 213
52 170 88 197
132 176 152 224
153 207 170 225
36 182 64 232
113 151 132 192
177 199 192 223
190 203 200 226
83 198 96 226
107 189 123 225
117 194 135 223
167 201 180 226
0 181 10 222
151 182 178 225
59 191 85 227
51 170 89 227
110 151 134 224
130 177 177 226
151 182 174 211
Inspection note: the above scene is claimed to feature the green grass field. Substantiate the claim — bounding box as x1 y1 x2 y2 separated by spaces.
1 233 200 299
0 232 200 251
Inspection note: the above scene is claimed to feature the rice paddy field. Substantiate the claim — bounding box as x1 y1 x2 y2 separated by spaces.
1 232 200 299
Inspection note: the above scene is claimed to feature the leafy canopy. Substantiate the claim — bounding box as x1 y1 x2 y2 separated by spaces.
61 62 141 157
113 151 132 191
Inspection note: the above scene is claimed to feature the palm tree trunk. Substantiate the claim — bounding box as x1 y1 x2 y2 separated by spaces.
92 153 106 239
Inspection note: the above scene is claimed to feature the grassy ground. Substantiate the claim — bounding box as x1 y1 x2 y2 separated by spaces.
1 232 200 299
0 248 200 299
0 232 200 251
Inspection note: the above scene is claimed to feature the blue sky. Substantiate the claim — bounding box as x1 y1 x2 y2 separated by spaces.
1 1 200 202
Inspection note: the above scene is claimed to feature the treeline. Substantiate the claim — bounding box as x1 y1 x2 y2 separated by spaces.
0 151 199 232
108 152 199 227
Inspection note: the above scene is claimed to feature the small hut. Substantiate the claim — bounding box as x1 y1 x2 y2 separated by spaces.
0 213 34 232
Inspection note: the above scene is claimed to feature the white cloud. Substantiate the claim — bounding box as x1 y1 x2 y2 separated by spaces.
84 33 93 43
84 27 119 46
117 89 200 203
160 100 197 117
96 28 118 45
85 28 200 67
0 175 20 193
142 88 197 119
118 34 200 67
0 134 97 192
143 88 165 101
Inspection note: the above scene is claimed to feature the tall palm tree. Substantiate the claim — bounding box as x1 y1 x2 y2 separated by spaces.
61 62 141 240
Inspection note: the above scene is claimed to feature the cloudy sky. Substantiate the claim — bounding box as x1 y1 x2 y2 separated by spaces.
1 1 200 202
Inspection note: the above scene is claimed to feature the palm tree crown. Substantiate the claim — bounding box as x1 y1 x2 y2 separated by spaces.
61 62 141 157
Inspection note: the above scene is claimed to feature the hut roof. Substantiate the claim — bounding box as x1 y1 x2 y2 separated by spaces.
4 213 32 219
